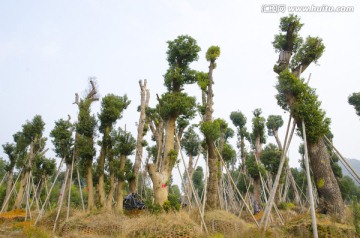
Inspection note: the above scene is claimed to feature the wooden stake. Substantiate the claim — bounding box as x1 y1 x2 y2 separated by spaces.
302 120 318 238
67 155 75 220
76 166 85 211
0 168 23 213
53 167 70 232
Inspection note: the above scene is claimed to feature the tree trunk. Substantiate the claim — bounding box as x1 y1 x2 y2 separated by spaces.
2 170 14 212
97 127 109 208
86 163 95 210
308 138 344 217
14 142 34 209
147 164 169 205
116 154 127 212
187 154 194 203
36 174 45 200
206 140 219 210
253 177 261 214
129 80 150 193
106 159 115 210
163 117 176 170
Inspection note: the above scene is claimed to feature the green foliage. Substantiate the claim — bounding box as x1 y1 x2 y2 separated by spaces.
349 92 360 117
339 176 360 201
222 143 236 162
111 128 136 156
33 156 56 183
290 36 325 72
168 149 178 162
164 185 181 212
236 172 251 194
159 92 196 120
98 94 130 133
353 196 360 235
0 158 5 179
206 46 221 62
272 14 303 53
275 70 331 144
181 126 200 157
266 115 284 136
50 119 73 164
245 154 265 179
251 108 266 145
260 143 283 175
2 143 16 172
230 111 247 129
278 202 295 210
21 115 45 144
192 166 204 199
200 119 226 141
196 71 209 91
77 101 97 137
166 35 201 68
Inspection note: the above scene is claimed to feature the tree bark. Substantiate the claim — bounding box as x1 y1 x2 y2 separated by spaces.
14 142 34 209
116 154 127 212
2 170 13 212
97 127 109 208
86 163 95 210
308 138 344 217
129 80 150 193
147 164 169 205
253 177 261 214
106 159 115 209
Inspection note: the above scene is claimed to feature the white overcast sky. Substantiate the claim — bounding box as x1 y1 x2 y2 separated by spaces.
0 0 359 175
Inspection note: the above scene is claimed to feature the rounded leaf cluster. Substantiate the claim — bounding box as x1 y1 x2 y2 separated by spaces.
99 94 130 132
206 46 220 62
200 119 226 141
159 92 196 120
348 92 360 117
166 35 201 67
266 115 284 136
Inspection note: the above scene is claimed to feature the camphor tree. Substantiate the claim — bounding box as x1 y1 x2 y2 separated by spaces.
50 118 74 206
13 115 47 209
111 128 136 212
230 111 249 167
348 92 360 118
272 14 344 216
75 81 99 210
198 45 221 209
1 143 17 211
32 155 56 200
147 35 199 206
248 108 266 214
97 94 130 209
181 126 201 203
266 115 300 205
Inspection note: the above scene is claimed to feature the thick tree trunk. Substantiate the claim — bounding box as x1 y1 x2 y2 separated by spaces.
163 117 176 170
36 174 45 200
2 170 14 212
187 154 194 203
86 163 95 210
147 164 169 205
308 138 344 217
206 140 219 210
129 80 150 193
106 159 115 210
14 142 34 209
97 127 109 208
116 154 127 212
253 177 261 214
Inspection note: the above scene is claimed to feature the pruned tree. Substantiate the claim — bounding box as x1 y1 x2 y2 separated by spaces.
230 111 249 166
348 92 360 118
1 143 17 211
112 128 136 212
147 35 199 206
266 115 300 205
13 115 46 209
75 80 99 210
272 14 344 217
32 155 56 200
129 79 150 193
198 45 221 210
249 108 266 214
97 94 130 209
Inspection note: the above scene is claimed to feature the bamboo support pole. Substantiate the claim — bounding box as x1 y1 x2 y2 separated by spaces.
53 167 70 232
1 168 23 213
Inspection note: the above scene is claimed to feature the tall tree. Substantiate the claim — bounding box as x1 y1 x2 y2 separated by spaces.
147 35 199 205
129 79 150 193
198 45 221 210
230 111 249 166
14 115 46 209
97 94 130 209
32 155 56 199
75 80 99 210
266 115 300 205
50 118 74 206
249 108 266 214
1 143 17 211
348 92 360 118
112 128 136 212
272 14 344 217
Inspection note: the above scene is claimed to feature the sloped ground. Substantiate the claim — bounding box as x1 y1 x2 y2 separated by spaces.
0 207 358 237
